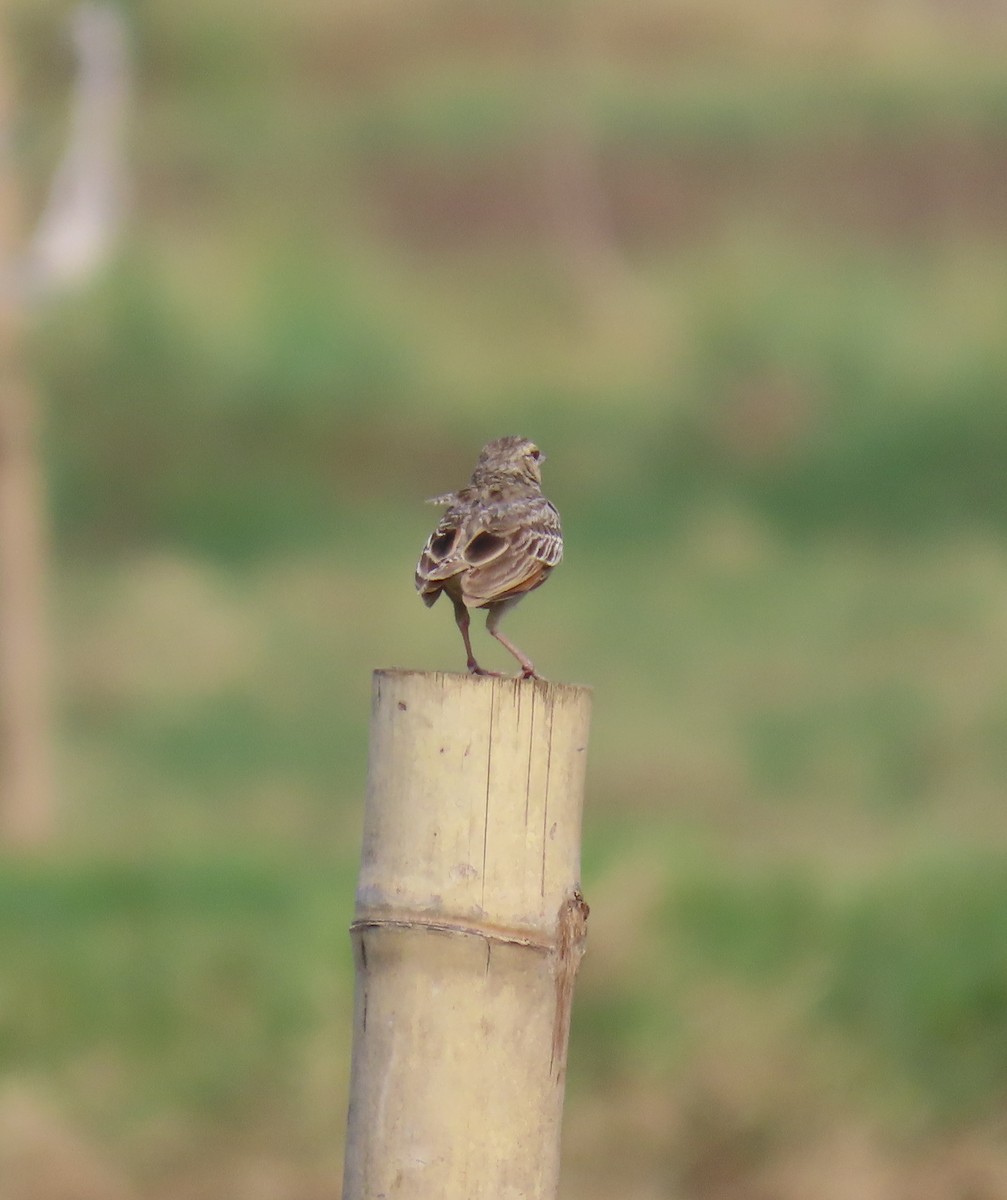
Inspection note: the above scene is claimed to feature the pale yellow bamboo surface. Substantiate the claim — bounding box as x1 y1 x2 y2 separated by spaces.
342 668 592 1200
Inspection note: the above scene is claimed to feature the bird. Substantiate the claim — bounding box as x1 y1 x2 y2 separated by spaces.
415 436 563 679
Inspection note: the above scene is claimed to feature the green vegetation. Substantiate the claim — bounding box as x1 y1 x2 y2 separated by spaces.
7 0 1007 1195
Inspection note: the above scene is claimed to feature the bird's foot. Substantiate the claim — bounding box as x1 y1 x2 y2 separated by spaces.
467 661 502 677
518 665 539 680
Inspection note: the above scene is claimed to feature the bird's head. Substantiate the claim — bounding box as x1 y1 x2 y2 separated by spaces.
472 435 546 488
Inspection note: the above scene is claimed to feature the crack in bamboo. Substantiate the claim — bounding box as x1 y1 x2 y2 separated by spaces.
524 683 535 827
480 678 495 908
350 916 553 954
541 697 555 898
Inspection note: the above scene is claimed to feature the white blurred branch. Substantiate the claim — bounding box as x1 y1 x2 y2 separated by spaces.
0 3 129 846
22 1 129 298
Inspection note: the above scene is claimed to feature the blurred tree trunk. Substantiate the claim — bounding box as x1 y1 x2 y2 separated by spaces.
0 23 56 847
0 2 127 848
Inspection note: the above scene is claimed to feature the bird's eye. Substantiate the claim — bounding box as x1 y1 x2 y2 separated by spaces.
529 448 541 460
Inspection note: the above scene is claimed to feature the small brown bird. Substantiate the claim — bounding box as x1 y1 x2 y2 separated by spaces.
415 436 563 678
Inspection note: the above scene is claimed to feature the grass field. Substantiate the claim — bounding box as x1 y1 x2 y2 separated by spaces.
6 1 1007 1196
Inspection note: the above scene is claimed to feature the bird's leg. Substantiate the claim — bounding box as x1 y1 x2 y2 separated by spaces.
486 606 538 679
452 596 500 676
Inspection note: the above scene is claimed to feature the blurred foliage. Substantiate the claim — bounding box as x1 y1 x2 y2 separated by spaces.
5 0 1007 1196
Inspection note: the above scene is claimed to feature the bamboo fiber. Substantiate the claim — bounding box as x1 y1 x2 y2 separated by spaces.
342 669 592 1200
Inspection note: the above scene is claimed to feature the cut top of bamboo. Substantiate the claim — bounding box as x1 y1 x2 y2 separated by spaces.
359 669 591 940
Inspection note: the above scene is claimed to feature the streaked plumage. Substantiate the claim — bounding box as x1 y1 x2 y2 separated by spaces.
415 435 562 678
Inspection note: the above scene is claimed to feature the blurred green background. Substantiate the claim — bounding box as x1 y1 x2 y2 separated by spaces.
5 1 1007 1196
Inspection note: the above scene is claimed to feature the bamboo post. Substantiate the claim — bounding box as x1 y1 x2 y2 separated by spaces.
343 669 592 1200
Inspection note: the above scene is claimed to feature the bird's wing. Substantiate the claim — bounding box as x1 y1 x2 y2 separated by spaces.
460 498 563 608
414 501 481 603
416 496 562 608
